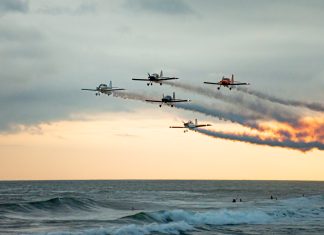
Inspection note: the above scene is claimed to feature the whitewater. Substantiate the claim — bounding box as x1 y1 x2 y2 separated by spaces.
0 180 324 234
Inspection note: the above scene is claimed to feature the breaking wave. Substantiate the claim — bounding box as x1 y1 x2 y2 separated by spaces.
124 208 271 225
12 195 324 235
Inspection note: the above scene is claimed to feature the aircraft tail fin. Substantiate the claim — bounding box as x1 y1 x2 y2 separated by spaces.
173 92 175 99
160 70 163 78
109 81 112 88
195 119 198 125
231 74 234 84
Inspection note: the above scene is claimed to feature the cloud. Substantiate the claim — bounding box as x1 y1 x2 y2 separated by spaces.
36 3 96 15
124 0 193 15
0 0 28 14
0 89 137 133
0 0 323 145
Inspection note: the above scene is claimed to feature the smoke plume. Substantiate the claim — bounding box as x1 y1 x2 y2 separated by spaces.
164 81 301 125
114 91 324 152
237 87 324 113
196 129 324 152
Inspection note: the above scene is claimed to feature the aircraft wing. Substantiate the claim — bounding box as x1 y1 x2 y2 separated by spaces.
171 99 190 103
195 124 212 127
81 88 97 91
132 78 150 81
169 126 186 128
158 77 179 81
145 99 162 103
232 83 249 85
102 88 125 91
204 82 220 85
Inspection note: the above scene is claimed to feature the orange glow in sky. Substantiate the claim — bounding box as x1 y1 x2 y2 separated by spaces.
1 111 323 181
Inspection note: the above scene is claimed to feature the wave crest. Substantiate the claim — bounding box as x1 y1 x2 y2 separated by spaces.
0 197 98 213
126 209 271 225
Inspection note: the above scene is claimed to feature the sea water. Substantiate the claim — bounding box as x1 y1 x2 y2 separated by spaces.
0 180 324 234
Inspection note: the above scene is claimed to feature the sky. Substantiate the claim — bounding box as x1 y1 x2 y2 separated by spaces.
0 0 324 180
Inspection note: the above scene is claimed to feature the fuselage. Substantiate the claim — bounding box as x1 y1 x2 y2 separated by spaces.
97 84 112 95
148 74 159 81
184 121 196 129
219 78 232 86
161 96 173 103
98 84 108 91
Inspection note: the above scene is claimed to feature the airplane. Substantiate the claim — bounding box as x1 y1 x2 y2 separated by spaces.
81 81 125 96
204 74 250 90
170 119 212 133
145 92 190 107
132 70 179 86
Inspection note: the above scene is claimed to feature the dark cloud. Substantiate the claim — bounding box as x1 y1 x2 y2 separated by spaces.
125 0 193 15
0 88 135 133
0 0 323 140
0 0 28 14
0 22 53 91
36 3 96 15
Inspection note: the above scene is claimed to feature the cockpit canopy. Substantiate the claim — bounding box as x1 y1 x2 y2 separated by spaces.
163 95 172 100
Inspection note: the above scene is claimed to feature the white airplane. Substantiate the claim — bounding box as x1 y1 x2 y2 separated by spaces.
170 119 212 133
204 74 250 90
132 70 179 86
145 92 190 107
81 81 125 96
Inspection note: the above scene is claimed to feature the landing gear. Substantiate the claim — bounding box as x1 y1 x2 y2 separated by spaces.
147 83 150 86
95 92 100 96
217 87 220 90
159 104 162 107
171 105 174 107
160 83 162 85
229 87 232 90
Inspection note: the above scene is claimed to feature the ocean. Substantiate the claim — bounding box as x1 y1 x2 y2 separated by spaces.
0 180 324 234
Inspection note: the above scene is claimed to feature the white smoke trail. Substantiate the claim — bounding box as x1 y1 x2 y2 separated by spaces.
113 91 324 151
164 81 301 125
114 91 262 129
237 87 324 113
196 129 324 152
113 91 148 101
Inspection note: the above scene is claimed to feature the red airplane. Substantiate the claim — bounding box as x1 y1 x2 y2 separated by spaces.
204 74 250 90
